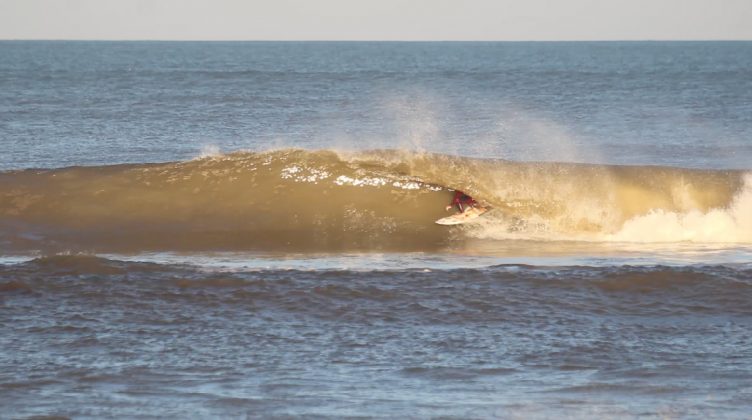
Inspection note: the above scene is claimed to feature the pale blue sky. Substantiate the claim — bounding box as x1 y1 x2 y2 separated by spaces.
1 0 750 41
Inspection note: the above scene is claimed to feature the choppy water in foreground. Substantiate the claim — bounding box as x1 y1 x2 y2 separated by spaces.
2 255 752 418
2 41 752 418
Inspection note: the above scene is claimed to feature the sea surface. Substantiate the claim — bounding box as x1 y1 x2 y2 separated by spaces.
1 41 752 419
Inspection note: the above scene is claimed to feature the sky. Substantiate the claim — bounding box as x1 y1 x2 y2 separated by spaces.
1 0 751 41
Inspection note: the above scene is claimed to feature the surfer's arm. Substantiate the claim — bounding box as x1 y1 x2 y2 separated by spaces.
445 201 463 212
446 192 467 212
446 197 459 212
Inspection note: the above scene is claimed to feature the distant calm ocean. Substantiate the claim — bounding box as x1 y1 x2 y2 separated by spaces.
1 41 751 418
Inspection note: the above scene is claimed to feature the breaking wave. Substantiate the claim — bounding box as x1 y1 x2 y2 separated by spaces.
0 148 749 253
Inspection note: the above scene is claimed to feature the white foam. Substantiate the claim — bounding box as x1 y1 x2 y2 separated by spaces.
334 175 387 187
608 173 752 244
391 180 421 190
464 174 752 245
280 165 331 183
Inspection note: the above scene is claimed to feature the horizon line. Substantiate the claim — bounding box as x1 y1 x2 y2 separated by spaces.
2 38 751 42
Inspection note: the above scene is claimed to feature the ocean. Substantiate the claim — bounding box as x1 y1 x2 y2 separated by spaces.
1 41 751 418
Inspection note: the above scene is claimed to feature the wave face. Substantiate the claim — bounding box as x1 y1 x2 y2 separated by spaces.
0 149 749 253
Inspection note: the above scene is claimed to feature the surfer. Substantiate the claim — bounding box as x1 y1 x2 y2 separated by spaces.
435 190 488 225
446 190 477 213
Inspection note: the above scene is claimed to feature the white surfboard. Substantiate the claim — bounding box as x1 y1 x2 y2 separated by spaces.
435 206 489 225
